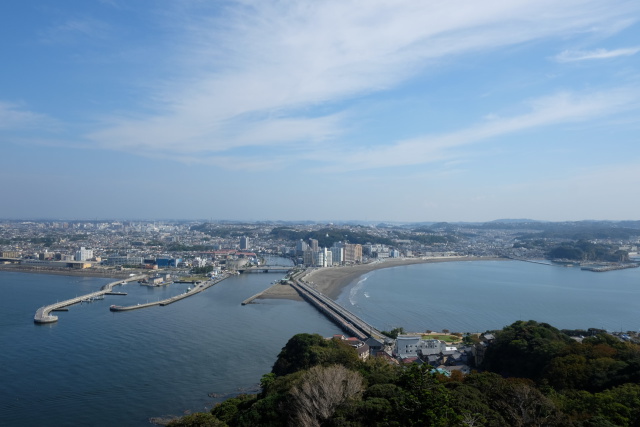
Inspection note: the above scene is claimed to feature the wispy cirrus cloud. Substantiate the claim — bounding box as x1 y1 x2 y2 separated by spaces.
310 86 640 172
554 46 640 62
82 0 640 167
39 18 112 44
0 102 53 130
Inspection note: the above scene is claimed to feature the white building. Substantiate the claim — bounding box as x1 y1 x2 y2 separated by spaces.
394 335 444 359
330 246 343 265
75 247 93 262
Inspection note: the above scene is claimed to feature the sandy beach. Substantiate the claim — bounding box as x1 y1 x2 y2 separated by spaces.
259 256 502 301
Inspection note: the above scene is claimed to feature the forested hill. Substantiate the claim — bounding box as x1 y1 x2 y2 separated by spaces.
168 320 640 426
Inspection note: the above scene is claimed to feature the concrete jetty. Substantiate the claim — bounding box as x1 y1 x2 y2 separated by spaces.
34 275 146 324
109 274 229 312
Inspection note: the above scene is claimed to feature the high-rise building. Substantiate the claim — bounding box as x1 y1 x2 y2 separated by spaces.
296 239 308 256
330 247 343 265
323 247 332 267
308 238 319 251
343 244 362 264
240 236 250 250
303 249 316 267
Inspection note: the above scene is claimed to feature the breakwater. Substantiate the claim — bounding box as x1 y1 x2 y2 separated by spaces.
109 274 229 312
580 263 639 272
34 275 145 324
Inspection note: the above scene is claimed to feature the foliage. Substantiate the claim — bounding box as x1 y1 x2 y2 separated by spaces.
191 265 215 275
167 412 227 426
290 365 364 426
547 240 629 262
271 334 360 377
269 227 393 247
394 232 457 245
381 327 405 339
481 320 572 379
170 324 640 427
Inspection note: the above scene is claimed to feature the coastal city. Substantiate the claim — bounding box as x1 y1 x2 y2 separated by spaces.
2 219 639 274
3 220 640 426
3 219 640 365
4 1 640 424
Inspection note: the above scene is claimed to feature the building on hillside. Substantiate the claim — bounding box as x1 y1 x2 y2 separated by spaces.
333 335 370 360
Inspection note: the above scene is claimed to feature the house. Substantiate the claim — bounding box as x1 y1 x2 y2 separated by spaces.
332 335 370 360
394 335 444 359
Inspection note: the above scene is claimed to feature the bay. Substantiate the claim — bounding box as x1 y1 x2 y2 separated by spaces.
2 259 640 426
337 260 640 334
0 264 342 427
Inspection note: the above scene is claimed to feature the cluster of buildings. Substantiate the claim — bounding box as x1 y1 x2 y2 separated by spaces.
392 335 473 375
293 239 367 267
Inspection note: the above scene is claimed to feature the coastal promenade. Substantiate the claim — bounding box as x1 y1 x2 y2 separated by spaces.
34 275 146 324
290 270 386 342
109 273 229 312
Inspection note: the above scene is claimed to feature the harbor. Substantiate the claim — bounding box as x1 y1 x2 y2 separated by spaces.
109 274 229 311
34 274 229 322
33 275 145 324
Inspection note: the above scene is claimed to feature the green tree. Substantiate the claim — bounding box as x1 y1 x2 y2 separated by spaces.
167 412 227 427
482 320 572 380
271 334 359 376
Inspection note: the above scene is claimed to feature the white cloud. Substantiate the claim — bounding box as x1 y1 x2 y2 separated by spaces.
83 0 640 165
39 18 112 44
312 86 640 171
554 46 640 62
0 102 51 130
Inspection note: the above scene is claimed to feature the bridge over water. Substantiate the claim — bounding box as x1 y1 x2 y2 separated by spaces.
290 272 386 342
237 265 296 273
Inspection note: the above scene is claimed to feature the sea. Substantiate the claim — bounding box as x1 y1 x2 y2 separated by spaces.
1 259 639 426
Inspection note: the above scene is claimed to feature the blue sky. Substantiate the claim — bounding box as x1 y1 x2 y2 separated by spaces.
1 0 639 222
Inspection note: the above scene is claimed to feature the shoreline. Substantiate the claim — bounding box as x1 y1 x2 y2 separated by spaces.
0 265 134 279
259 256 504 301
302 256 504 300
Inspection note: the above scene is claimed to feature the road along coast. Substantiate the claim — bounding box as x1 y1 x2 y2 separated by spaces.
258 256 503 301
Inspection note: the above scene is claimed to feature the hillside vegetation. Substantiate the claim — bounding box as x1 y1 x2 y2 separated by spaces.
169 321 640 426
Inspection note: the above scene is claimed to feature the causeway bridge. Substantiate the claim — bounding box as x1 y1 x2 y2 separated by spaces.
290 272 386 342
237 265 295 273
34 275 146 324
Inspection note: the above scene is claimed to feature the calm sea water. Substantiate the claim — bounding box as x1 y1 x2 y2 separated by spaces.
2 260 639 426
337 260 640 334
0 263 342 427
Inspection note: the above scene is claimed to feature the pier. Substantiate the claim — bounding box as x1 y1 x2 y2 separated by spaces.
34 275 146 324
109 274 229 312
289 271 386 342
